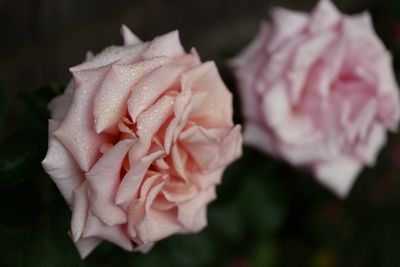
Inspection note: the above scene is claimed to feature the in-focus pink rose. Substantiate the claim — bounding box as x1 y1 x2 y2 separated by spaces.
42 25 242 258
231 0 400 197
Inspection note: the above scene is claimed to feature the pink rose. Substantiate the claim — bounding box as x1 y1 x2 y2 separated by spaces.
231 0 400 197
42 25 242 258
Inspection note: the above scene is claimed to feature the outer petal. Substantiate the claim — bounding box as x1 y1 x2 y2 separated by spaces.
54 68 111 171
121 25 141 46
136 209 182 244
141 30 185 59
268 7 308 51
48 81 74 122
74 237 102 259
313 155 362 197
181 62 233 128
82 211 133 251
308 0 341 33
177 187 216 231
42 120 83 204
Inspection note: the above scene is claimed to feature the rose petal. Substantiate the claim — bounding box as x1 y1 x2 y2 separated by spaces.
127 64 185 122
177 186 216 231
94 57 169 133
314 155 362 197
48 81 74 122
136 209 181 244
73 237 102 259
128 95 174 161
82 211 133 251
54 68 111 171
141 30 185 59
42 120 83 204
181 62 233 128
308 0 341 33
86 139 133 226
116 151 164 206
71 182 89 241
121 25 141 46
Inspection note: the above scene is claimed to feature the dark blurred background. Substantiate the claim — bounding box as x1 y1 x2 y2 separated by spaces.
2 1 400 267
0 0 392 94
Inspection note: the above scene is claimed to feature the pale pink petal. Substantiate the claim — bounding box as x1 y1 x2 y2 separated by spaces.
82 211 133 251
136 209 181 244
86 139 133 226
261 82 291 127
162 181 197 203
244 122 276 155
190 167 225 190
314 155 362 197
121 25 141 46
54 68 111 171
93 57 169 133
164 89 207 154
42 120 83 204
128 95 174 161
48 81 74 122
141 30 185 59
70 44 146 72
177 187 216 231
74 237 102 259
268 7 308 51
116 151 164 206
127 64 185 122
127 174 163 238
179 126 222 170
71 182 89 241
354 123 386 165
181 62 233 128
288 32 336 103
308 0 341 33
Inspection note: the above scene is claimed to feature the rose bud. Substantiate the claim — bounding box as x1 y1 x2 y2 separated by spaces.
230 0 400 197
42 25 242 258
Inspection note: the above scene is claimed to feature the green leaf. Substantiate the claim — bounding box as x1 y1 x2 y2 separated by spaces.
0 130 47 186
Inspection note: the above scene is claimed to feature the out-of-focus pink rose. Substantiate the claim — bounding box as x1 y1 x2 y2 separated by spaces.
42 25 242 258
231 0 400 197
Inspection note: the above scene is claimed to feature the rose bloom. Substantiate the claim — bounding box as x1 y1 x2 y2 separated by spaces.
42 26 242 258
231 0 400 197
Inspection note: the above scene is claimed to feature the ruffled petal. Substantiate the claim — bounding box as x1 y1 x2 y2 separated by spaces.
86 139 133 226
54 68 111 171
177 187 216 231
93 57 169 133
127 64 185 122
181 62 233 128
42 120 83 204
82 211 133 251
